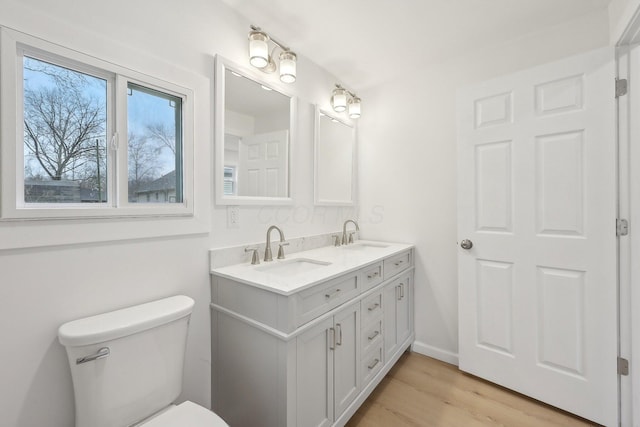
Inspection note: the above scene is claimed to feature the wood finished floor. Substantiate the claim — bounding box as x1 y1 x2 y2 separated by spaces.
345 352 598 427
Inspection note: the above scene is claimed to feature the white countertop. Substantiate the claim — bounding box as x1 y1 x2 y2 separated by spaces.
210 240 414 296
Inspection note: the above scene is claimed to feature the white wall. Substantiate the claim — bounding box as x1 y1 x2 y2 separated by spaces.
0 1 355 426
610 0 640 42
358 9 611 363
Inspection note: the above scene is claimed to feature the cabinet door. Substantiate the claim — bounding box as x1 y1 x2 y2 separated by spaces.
396 276 412 346
333 302 360 418
297 317 334 427
383 281 399 362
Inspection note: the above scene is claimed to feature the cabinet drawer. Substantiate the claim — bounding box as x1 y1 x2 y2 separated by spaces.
295 274 359 327
361 292 383 325
361 318 383 355
383 250 411 280
361 345 383 386
360 262 383 292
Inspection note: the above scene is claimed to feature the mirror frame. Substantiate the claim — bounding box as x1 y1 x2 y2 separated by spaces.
314 106 357 206
214 55 297 205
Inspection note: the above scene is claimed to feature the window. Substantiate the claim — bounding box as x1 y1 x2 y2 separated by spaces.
0 27 194 220
127 83 183 204
23 56 109 204
224 166 236 196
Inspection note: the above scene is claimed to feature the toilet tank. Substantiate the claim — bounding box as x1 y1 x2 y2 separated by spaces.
58 296 195 427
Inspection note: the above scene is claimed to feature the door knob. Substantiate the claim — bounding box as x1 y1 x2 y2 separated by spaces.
460 239 473 250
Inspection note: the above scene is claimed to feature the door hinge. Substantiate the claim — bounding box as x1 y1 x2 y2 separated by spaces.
616 78 628 98
618 357 630 376
617 218 629 236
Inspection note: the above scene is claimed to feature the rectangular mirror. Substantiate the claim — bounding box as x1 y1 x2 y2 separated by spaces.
314 107 356 206
215 56 296 205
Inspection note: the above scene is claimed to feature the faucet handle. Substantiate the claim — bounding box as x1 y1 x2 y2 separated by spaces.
332 234 341 247
277 241 290 259
244 247 260 265
348 231 357 244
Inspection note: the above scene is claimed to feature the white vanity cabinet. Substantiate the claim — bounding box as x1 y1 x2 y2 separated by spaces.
383 273 412 362
296 301 360 427
210 243 414 427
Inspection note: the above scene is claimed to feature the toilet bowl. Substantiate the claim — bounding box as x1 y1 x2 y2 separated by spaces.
58 295 228 427
135 401 227 426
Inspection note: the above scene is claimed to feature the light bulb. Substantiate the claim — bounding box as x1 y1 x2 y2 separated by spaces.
248 31 269 68
279 51 297 83
348 96 361 118
331 87 347 113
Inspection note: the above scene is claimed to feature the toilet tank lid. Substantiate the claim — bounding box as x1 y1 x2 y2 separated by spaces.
58 295 195 347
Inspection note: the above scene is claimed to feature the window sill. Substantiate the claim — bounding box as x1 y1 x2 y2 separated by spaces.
0 212 209 251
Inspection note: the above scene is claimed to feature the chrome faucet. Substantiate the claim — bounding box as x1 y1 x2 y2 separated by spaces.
264 225 288 262
341 219 360 245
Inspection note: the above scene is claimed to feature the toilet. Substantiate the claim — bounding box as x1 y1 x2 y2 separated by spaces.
58 295 228 427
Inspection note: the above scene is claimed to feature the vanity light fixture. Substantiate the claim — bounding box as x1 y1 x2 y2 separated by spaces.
331 84 361 118
248 25 297 83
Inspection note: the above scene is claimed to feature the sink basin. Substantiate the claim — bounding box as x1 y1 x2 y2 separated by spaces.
341 242 389 251
256 258 332 276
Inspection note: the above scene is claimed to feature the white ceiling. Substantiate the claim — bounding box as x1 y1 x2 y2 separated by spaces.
222 0 611 90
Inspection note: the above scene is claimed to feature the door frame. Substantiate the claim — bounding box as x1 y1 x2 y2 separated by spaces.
616 9 640 426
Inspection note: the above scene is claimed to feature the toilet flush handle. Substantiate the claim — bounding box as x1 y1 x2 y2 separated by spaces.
76 347 110 365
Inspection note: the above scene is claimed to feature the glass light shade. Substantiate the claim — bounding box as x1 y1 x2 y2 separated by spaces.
348 97 361 118
279 51 297 83
331 88 347 113
249 31 269 68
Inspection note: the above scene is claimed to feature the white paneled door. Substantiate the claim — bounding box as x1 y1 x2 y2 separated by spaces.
238 130 289 197
457 48 618 426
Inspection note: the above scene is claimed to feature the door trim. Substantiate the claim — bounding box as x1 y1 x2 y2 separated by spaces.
615 8 640 424
616 42 636 427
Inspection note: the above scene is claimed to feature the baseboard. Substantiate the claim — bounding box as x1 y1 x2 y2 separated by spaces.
411 340 459 366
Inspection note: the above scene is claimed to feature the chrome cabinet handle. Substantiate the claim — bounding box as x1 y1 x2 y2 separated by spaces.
400 283 404 299
329 327 335 350
368 358 380 370
76 347 110 365
368 330 379 341
460 239 473 250
325 288 341 299
394 260 404 266
367 271 379 279
367 302 380 311
397 285 402 301
336 323 342 346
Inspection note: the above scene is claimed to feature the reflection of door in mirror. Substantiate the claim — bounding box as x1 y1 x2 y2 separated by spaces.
238 130 288 197
219 65 292 202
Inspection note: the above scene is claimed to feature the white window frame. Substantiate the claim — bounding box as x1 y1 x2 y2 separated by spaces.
223 166 236 196
0 27 194 220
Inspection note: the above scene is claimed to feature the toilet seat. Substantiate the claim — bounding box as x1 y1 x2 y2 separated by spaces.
140 401 228 427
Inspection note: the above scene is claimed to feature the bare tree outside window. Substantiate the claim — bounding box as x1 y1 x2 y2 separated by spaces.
127 131 161 199
23 56 107 203
145 122 176 154
22 57 184 205
127 83 182 204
